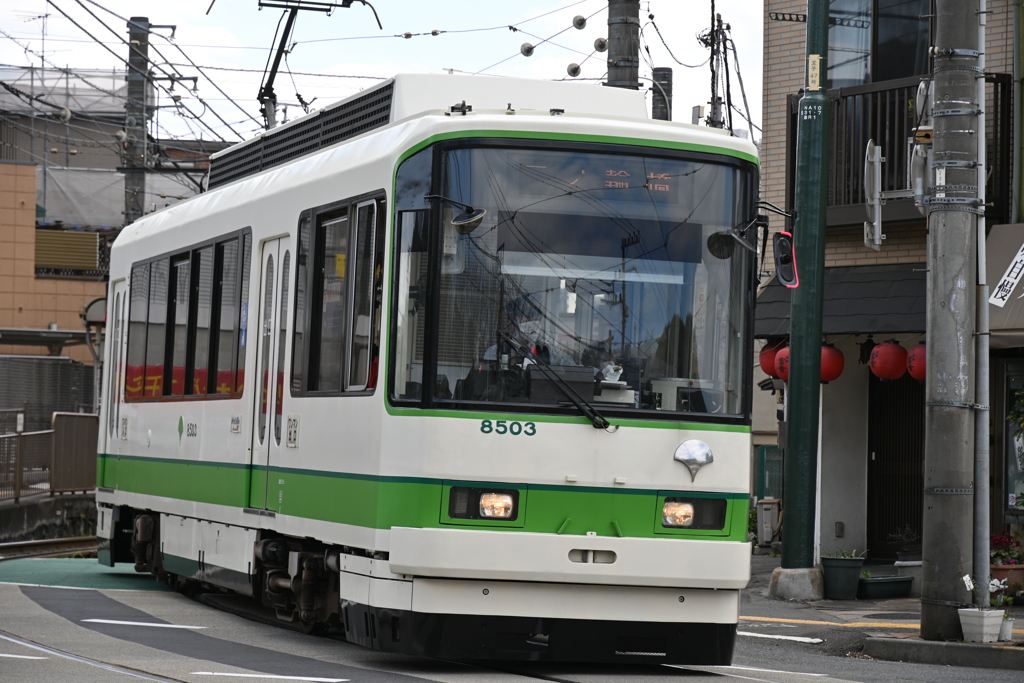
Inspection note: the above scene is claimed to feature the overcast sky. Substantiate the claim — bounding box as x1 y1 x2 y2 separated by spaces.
0 0 763 143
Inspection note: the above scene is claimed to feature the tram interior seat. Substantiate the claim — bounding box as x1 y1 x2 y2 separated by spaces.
401 376 453 400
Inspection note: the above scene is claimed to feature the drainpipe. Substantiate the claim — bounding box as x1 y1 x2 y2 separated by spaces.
1014 0 1022 223
973 0 991 610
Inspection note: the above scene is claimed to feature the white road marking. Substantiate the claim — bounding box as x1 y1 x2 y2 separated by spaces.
191 674 349 682
737 630 824 644
82 619 206 629
0 634 177 682
0 653 48 659
723 665 827 676
665 667 778 683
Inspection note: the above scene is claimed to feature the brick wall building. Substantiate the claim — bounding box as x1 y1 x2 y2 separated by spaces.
0 160 105 363
754 0 1020 557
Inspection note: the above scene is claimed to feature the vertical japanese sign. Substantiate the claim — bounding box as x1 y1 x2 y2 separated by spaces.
990 240 1024 307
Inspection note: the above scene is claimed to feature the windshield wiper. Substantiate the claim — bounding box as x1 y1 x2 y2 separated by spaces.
500 333 618 432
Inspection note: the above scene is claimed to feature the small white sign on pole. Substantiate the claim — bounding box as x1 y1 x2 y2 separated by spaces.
990 240 1024 307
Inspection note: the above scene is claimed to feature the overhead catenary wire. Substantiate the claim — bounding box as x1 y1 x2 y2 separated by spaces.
42 0 231 143
478 4 605 75
74 0 263 129
647 13 710 69
66 0 246 141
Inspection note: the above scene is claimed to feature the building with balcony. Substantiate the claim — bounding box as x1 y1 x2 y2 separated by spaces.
757 0 1022 558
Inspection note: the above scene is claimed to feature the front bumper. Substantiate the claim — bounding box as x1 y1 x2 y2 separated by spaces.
388 526 751 589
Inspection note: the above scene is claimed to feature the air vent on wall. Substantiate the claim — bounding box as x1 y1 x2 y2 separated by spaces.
208 81 393 189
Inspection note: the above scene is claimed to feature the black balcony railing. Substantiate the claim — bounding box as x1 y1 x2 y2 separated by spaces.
785 73 1012 227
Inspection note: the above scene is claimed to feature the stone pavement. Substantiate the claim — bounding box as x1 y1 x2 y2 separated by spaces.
745 554 1024 671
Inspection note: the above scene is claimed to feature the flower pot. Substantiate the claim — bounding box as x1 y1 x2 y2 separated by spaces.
896 550 922 562
821 557 865 600
958 608 1004 643
1000 618 1015 642
857 575 913 599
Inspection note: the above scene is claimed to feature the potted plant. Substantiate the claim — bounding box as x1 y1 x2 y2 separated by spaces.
822 548 866 600
888 524 922 562
959 575 1005 642
990 531 1024 590
1000 612 1015 642
858 569 914 599
985 578 1017 641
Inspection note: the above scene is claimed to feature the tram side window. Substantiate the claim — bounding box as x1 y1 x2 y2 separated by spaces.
126 263 150 400
146 259 169 398
125 230 251 402
237 233 251 394
292 194 386 395
169 256 190 397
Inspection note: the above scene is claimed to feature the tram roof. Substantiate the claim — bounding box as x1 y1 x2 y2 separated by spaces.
213 73 649 163
207 73 755 190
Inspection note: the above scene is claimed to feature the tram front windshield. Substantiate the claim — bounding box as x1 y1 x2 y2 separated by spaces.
392 145 754 417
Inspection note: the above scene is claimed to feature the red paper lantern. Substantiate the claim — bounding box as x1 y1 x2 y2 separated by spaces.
907 342 926 381
869 341 908 380
759 341 784 378
774 346 791 381
820 344 845 383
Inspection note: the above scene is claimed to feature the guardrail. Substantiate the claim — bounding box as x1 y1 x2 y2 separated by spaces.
0 413 98 503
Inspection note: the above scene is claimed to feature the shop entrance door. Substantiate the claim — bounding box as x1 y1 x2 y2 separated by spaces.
866 372 925 559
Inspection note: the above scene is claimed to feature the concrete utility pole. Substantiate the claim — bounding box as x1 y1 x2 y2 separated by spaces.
779 0 830 580
606 0 640 90
651 67 673 121
124 17 150 225
921 0 981 640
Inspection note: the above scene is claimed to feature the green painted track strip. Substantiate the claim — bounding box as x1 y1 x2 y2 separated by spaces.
0 558 170 591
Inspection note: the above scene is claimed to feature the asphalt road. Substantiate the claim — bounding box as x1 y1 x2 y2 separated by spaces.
0 558 1017 683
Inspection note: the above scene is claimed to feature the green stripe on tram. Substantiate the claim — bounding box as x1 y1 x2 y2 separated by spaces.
394 130 760 167
98 453 748 541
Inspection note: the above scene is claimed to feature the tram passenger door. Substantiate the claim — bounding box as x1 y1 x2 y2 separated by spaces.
249 237 291 510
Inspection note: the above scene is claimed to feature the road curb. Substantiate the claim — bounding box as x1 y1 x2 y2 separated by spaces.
864 636 1024 671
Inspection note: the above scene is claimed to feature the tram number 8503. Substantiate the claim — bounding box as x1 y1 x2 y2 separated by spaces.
480 420 536 436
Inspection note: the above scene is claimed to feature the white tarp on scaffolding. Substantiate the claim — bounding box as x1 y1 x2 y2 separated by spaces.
37 166 201 228
0 66 137 116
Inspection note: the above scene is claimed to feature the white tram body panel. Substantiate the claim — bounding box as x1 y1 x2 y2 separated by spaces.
97 74 759 663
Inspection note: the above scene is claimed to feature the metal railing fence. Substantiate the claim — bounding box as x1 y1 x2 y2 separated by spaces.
0 413 98 503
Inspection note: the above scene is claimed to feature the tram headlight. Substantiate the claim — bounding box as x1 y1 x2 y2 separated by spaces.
660 496 728 530
447 486 520 521
663 501 695 527
479 492 515 518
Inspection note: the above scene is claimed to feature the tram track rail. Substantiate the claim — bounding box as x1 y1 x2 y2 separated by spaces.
0 536 99 562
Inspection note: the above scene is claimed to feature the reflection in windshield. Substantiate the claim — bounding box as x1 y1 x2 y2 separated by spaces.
391 145 752 417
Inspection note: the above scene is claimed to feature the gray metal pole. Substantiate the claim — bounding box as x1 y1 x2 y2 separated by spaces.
921 0 981 640
124 17 150 226
973 0 991 610
606 0 640 90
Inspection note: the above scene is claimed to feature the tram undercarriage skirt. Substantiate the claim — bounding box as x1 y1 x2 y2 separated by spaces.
341 601 736 664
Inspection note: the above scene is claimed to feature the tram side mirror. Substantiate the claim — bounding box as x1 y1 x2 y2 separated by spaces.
452 208 487 234
773 231 799 288
706 232 735 259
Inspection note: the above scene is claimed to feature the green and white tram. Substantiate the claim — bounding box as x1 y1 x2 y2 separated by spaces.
97 74 758 664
